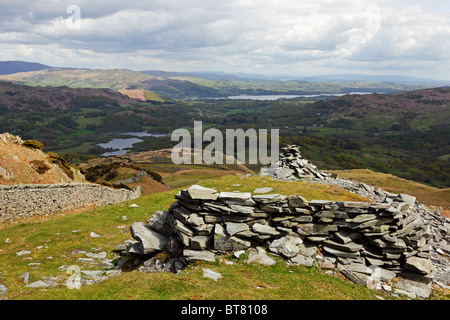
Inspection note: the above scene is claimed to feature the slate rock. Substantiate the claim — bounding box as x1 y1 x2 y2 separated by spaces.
268 236 302 258
371 267 396 282
203 268 222 281
287 195 309 207
215 235 252 252
351 214 378 224
342 262 372 275
183 249 216 263
275 167 295 179
338 266 372 287
334 230 354 244
291 216 314 223
218 192 255 205
18 272 29 284
297 242 317 257
85 251 107 259
322 246 360 259
214 224 251 252
16 250 31 256
226 222 250 236
290 254 314 267
203 201 238 213
397 194 416 207
190 235 211 250
172 218 195 237
394 278 431 299
229 204 254 214
403 256 435 274
130 222 170 254
25 280 49 288
252 194 285 204
253 187 273 194
172 206 191 224
252 223 280 236
184 185 218 200
296 223 337 235
246 247 276 266
187 213 204 227
0 284 6 296
322 239 363 253
146 210 172 236
315 210 348 219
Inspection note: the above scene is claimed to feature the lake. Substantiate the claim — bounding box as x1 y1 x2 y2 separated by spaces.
226 92 382 100
191 92 383 101
97 132 169 157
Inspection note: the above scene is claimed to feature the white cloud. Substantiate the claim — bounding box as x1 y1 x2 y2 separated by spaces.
0 0 448 79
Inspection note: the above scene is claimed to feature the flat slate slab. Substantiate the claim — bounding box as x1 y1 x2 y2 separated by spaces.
253 187 273 194
184 185 218 200
183 249 216 263
252 223 280 236
218 192 255 205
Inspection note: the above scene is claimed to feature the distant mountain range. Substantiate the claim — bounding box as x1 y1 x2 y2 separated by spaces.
295 74 447 84
2 60 448 83
123 69 450 84
0 60 448 98
0 61 53 75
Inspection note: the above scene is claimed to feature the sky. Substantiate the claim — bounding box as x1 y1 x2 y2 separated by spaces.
0 0 449 80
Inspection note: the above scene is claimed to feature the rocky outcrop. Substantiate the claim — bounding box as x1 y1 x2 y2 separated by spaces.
0 132 86 184
117 184 436 299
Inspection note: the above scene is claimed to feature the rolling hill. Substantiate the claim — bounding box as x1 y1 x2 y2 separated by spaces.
313 87 450 131
0 61 53 75
0 81 197 153
0 68 153 91
0 61 444 99
0 82 136 112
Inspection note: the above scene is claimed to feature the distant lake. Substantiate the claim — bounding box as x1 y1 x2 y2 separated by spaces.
120 131 170 138
98 132 169 157
195 92 383 101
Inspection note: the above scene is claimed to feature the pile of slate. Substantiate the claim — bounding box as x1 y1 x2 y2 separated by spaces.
116 184 437 299
261 144 449 291
260 145 331 180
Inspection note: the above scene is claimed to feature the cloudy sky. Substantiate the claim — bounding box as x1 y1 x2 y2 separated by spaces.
1 0 449 80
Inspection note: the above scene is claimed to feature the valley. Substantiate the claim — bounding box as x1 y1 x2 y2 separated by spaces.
1 0 449 303
0 72 448 189
0 69 449 300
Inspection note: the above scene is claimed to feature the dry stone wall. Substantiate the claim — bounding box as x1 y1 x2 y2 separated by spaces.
0 183 140 222
120 184 436 299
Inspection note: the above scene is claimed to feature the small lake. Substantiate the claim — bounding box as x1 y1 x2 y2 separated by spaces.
97 132 169 157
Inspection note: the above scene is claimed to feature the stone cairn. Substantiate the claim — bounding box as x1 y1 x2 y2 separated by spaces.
261 144 449 293
116 184 436 299
260 145 332 180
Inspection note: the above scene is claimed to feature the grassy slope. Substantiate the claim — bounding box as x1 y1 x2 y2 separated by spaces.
0 174 390 301
331 169 450 216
